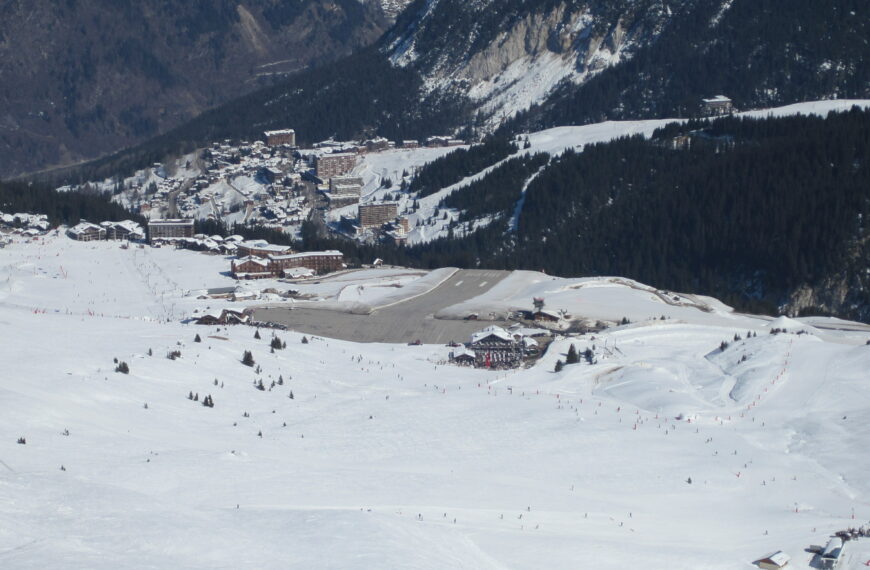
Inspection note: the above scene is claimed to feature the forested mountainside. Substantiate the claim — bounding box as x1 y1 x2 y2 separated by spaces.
27 0 867 186
408 108 870 321
0 0 400 179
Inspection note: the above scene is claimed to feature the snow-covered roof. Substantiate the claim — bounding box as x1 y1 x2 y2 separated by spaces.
264 129 295 136
453 347 476 359
234 256 269 267
238 240 291 253
67 222 104 235
269 250 342 261
535 309 562 319
471 325 514 344
702 95 732 103
758 551 790 567
148 218 194 227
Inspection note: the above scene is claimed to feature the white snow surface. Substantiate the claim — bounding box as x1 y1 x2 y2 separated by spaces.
2 234 870 568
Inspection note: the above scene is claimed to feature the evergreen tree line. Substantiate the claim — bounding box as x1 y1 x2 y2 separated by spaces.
408 136 517 198
441 153 549 222
430 107 870 316
0 179 144 227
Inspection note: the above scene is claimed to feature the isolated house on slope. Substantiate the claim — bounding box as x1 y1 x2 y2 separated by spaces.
701 95 734 116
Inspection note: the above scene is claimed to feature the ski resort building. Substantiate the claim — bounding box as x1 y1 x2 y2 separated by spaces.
329 175 363 195
236 240 294 258
231 256 272 279
267 250 344 276
147 219 195 242
264 129 296 147
466 325 524 368
315 153 357 179
67 222 106 241
100 220 144 241
701 95 734 116
359 202 399 228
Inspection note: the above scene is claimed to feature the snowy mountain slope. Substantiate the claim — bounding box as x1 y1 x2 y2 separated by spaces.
2 234 870 568
392 99 870 245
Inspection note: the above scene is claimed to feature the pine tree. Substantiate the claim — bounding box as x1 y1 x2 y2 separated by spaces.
301 336 308 344
254 329 261 339
554 360 564 372
194 333 201 343
289 390 295 399
566 344 579 364
115 361 130 374
242 350 255 366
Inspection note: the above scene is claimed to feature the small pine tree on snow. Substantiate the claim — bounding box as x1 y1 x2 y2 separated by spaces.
242 350 255 366
113 357 118 364
188 391 194 400
194 393 199 402
256 379 265 391
254 329 261 339
733 333 741 342
289 390 294 399
17 437 26 445
554 360 564 372
148 348 153 356
277 375 284 386
270 336 283 350
566 344 579 364
621 317 629 325
194 334 201 343
143 403 149 409
270 347 275 354
301 336 308 344
583 348 594 364
257 430 262 437
720 340 729 351
115 361 130 374
213 379 218 386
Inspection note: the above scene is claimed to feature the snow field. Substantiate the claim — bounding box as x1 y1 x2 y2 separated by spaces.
1 237 870 568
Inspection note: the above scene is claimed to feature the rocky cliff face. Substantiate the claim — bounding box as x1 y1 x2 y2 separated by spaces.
0 0 394 178
384 0 689 126
381 0 868 133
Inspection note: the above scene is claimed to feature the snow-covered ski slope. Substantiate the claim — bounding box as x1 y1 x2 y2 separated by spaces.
2 234 870 568
345 99 870 245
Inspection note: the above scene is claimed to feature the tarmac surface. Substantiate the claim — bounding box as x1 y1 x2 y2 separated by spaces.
252 269 513 344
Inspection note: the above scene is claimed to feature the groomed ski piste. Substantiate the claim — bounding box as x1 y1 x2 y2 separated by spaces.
2 233 870 569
